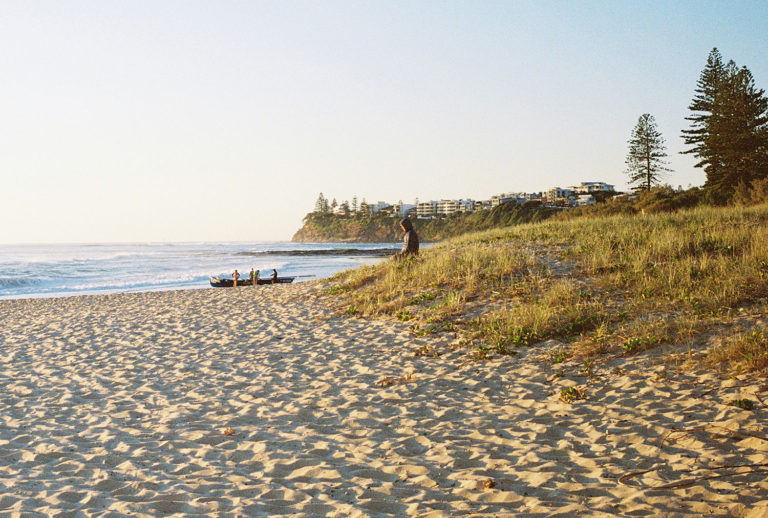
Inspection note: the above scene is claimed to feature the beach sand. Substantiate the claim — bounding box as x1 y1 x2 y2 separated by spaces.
0 284 766 516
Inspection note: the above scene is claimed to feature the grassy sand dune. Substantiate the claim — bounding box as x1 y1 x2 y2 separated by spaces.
327 204 768 373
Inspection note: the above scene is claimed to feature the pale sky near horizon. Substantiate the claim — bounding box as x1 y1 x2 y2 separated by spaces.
1 1 766 244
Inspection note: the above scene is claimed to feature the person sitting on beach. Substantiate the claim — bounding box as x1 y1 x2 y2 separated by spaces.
394 217 419 259
271 269 278 283
232 269 240 287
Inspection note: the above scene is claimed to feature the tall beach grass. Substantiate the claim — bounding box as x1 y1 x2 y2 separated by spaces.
325 204 768 372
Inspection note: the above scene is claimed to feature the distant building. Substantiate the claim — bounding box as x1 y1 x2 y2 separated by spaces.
574 194 596 206
393 203 416 217
490 193 517 207
370 201 392 214
436 199 459 215
570 182 614 194
320 184 597 218
522 192 544 201
457 199 475 212
546 187 574 203
417 201 438 219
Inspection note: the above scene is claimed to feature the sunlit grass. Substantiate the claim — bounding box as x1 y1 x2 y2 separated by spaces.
707 327 768 374
324 204 768 372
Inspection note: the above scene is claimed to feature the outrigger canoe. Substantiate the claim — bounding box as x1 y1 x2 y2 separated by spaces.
209 276 295 287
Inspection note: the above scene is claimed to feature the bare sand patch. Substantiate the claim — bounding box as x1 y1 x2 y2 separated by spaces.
0 284 766 516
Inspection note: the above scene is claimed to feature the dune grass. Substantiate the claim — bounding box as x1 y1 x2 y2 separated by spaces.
324 204 768 372
707 327 768 374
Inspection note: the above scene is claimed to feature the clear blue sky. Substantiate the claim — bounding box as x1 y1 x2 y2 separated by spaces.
1 1 766 243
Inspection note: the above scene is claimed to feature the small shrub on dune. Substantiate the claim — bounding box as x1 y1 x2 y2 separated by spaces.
560 386 585 403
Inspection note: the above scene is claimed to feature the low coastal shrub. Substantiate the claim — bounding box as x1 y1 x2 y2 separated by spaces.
623 336 664 355
560 386 585 403
728 399 755 411
551 350 568 364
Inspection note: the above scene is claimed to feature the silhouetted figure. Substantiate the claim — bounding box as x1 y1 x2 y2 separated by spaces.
271 269 278 284
395 218 419 259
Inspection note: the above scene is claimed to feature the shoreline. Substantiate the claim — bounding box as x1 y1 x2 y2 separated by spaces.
0 241 400 301
1 285 766 516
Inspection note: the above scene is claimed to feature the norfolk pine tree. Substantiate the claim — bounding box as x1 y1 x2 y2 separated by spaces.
314 193 330 214
314 193 325 213
625 113 671 191
681 48 725 182
682 48 768 201
712 64 768 192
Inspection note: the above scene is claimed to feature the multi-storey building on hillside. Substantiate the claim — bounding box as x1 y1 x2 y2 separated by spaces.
570 181 614 194
417 201 438 218
393 202 416 217
546 187 574 203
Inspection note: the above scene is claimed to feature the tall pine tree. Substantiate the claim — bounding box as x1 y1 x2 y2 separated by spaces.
314 193 330 213
682 48 725 178
714 64 768 191
682 48 768 201
625 113 670 191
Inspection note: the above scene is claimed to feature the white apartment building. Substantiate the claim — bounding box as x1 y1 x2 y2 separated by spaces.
393 203 416 217
574 194 596 206
419 199 477 216
490 193 517 207
417 201 438 218
437 199 460 215
546 187 574 203
457 199 475 212
570 182 614 194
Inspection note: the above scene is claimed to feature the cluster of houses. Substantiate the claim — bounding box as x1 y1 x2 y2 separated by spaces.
330 182 617 219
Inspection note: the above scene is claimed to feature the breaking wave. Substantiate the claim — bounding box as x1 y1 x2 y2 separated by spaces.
0 277 42 289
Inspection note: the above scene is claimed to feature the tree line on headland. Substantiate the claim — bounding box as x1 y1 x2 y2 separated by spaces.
293 48 768 243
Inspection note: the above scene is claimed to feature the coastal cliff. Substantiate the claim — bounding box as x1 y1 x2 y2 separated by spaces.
292 202 555 243
292 214 402 243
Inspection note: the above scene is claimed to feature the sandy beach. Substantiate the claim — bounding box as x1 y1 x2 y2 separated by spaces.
0 283 766 517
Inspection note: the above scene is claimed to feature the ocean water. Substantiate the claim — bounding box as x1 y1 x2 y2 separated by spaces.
0 242 401 300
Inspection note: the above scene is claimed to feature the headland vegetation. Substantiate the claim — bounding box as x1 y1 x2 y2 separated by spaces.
292 201 557 242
